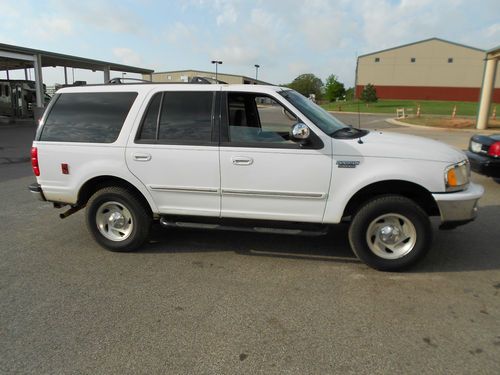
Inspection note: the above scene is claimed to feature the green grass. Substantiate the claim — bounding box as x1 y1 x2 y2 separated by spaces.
321 99 490 117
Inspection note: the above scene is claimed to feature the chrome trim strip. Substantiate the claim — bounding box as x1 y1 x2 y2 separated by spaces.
221 189 326 199
150 186 219 193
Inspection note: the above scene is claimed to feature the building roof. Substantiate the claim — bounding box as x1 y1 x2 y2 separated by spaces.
357 37 485 59
0 43 154 74
486 44 500 58
153 69 270 85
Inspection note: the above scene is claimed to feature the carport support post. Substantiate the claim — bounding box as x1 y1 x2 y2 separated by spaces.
477 57 498 130
33 54 44 108
103 66 110 83
64 67 68 85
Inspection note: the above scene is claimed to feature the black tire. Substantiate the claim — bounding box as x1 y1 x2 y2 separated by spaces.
86 186 152 252
348 195 432 271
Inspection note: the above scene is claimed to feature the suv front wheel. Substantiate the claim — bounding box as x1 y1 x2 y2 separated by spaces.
348 195 432 271
86 187 152 252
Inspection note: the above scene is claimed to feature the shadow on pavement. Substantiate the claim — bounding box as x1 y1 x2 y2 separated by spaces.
143 222 360 265
141 205 500 273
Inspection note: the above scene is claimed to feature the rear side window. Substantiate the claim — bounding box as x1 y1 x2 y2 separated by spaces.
136 91 214 144
40 92 137 143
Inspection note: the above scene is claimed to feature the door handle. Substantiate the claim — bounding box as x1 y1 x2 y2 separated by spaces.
132 153 152 161
231 156 253 166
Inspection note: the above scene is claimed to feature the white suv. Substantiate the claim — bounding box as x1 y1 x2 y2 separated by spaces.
29 84 483 270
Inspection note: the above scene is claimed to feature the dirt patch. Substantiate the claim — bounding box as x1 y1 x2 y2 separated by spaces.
398 116 500 129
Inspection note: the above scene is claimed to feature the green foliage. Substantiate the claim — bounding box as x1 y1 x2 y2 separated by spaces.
324 74 346 102
288 73 323 99
344 87 355 101
360 83 378 103
321 99 480 116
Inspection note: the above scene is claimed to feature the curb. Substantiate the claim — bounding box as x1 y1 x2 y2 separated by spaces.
386 118 499 134
327 111 389 116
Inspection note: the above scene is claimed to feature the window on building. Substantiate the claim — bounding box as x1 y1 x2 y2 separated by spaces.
448 58 453 63
374 57 380 62
411 57 416 63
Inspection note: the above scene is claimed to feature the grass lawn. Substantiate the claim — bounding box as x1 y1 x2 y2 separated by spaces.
321 99 494 117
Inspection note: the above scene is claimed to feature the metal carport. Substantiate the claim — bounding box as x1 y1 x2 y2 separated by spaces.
0 43 154 114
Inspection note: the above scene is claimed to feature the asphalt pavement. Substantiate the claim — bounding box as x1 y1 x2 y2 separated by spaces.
1 115 499 374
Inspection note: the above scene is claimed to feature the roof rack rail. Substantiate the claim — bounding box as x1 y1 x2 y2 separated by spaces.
108 77 151 84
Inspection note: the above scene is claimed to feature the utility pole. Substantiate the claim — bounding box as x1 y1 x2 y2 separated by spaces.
254 64 260 81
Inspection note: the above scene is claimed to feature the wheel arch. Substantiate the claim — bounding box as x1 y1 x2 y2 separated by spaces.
342 180 439 219
77 175 155 216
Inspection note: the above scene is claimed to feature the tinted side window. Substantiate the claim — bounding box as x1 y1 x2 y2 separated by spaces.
136 91 214 144
138 93 161 140
158 92 213 143
40 92 137 143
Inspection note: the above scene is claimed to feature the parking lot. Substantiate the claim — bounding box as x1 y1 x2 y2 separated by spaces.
1 114 499 374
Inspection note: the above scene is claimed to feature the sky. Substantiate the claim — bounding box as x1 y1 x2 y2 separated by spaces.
1 0 499 87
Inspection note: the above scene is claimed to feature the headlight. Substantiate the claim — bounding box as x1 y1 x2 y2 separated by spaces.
445 160 470 191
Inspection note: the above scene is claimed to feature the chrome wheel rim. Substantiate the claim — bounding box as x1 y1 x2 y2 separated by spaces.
95 201 133 241
366 213 416 260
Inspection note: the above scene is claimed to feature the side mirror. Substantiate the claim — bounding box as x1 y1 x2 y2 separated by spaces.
290 123 310 141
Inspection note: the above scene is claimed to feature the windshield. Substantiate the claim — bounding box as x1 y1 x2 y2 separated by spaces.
279 89 346 134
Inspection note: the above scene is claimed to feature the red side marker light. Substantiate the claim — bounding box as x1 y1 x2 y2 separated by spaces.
31 147 40 176
61 163 69 174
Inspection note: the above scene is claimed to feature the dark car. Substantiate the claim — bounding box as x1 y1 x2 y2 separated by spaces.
466 134 500 182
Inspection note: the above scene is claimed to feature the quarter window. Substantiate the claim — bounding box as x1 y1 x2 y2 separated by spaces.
40 92 137 143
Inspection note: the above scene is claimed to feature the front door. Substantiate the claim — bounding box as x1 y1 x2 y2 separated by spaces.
219 90 332 223
126 89 220 217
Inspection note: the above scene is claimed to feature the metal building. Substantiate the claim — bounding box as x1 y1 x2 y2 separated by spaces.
355 38 500 102
146 70 270 85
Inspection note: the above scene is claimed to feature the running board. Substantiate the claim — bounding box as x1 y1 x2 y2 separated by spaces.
159 217 328 236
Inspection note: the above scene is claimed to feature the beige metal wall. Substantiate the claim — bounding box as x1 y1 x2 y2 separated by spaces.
357 39 500 88
143 70 259 84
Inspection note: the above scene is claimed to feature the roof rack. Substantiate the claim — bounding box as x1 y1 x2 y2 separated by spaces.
108 77 151 84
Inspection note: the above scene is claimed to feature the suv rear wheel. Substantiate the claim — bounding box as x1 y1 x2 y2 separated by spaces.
86 187 151 252
348 195 431 271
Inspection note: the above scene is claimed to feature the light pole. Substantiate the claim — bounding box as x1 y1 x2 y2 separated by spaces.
211 60 222 82
254 64 260 81
121 72 127 80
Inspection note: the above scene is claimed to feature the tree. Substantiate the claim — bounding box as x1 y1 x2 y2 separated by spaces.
324 74 346 102
360 83 378 103
345 87 355 101
288 73 323 99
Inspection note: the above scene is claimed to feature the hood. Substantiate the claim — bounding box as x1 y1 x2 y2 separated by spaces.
333 130 466 163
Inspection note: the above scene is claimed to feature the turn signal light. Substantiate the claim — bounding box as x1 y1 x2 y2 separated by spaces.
446 168 457 186
488 142 500 157
31 147 40 176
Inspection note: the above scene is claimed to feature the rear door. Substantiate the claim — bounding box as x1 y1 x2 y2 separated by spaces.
126 88 221 217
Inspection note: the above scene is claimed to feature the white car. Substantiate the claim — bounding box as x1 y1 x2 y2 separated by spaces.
29 84 483 271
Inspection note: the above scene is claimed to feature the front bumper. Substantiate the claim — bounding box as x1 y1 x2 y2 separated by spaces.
432 182 484 228
465 151 500 178
28 183 46 201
